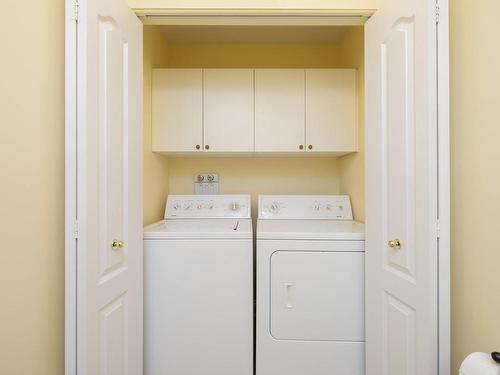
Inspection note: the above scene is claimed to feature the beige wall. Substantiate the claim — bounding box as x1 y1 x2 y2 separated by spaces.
450 0 500 372
168 158 341 219
167 42 341 68
2 1 500 374
143 26 171 225
338 27 365 222
0 1 65 374
163 41 352 215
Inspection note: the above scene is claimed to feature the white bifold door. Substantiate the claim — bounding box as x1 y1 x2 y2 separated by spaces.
66 0 143 374
365 0 442 374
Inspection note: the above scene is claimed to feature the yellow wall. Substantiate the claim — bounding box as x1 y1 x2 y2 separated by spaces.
338 27 364 222
0 1 64 374
167 42 341 68
164 41 351 214
168 158 341 218
143 26 171 225
450 0 500 372
2 1 500 374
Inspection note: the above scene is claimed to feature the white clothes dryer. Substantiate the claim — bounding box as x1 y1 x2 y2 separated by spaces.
256 195 365 375
144 195 253 375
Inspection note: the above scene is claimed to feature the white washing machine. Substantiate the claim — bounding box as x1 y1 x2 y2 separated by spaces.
256 195 365 375
144 195 253 375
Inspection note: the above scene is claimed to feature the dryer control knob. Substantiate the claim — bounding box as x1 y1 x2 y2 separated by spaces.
230 202 240 211
270 202 281 213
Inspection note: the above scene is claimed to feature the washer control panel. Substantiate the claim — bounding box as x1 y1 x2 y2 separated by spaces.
258 195 353 220
165 195 251 218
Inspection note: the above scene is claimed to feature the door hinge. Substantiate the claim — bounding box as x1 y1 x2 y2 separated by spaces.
73 1 79 22
73 220 79 239
435 4 440 24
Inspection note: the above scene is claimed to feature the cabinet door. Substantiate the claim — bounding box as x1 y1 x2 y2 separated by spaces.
203 69 254 152
152 69 203 153
255 69 305 153
305 69 357 153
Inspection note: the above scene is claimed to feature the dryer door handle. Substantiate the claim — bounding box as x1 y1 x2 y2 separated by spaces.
283 283 294 309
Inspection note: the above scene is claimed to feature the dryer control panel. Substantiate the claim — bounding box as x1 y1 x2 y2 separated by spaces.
165 195 251 219
258 195 353 220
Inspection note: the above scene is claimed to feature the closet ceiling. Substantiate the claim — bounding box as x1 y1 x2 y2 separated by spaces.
160 25 352 43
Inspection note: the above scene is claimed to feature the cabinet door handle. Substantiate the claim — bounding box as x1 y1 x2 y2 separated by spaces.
299 145 304 150
205 145 210 150
308 145 313 150
195 144 201 150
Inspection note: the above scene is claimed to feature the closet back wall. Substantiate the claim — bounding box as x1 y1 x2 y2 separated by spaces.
159 36 360 219
144 27 170 225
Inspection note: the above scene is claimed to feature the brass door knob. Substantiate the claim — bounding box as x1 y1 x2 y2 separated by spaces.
111 239 125 250
308 145 313 150
388 239 402 249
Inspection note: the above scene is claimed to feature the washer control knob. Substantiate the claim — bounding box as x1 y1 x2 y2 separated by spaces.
183 203 192 210
207 202 214 210
270 202 281 213
230 202 240 211
326 203 333 211
196 203 203 210
172 202 181 210
313 202 321 211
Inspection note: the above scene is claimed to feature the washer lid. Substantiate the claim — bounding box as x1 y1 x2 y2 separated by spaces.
144 219 253 240
257 220 365 240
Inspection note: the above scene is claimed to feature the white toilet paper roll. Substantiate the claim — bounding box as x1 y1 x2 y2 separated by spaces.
459 352 500 375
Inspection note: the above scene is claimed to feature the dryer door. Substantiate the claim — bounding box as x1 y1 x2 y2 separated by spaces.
270 250 364 341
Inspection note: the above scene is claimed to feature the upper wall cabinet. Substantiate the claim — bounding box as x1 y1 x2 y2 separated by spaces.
305 69 357 153
254 69 305 153
152 69 203 153
152 68 357 156
203 69 254 152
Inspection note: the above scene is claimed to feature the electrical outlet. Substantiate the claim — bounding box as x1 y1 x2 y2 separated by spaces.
194 173 219 194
